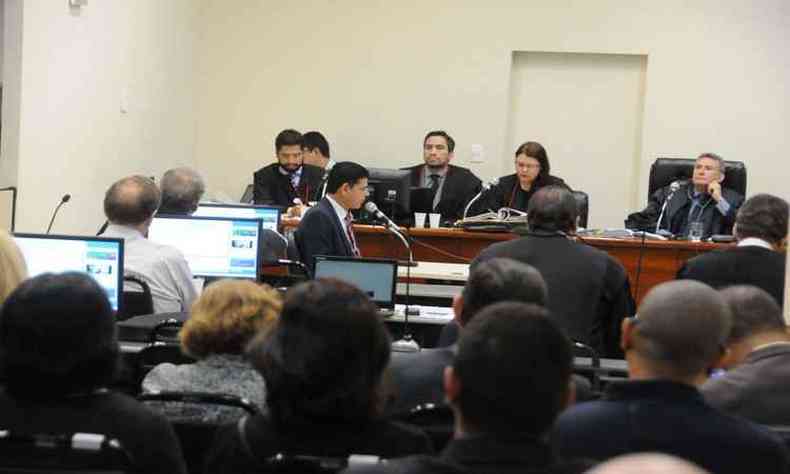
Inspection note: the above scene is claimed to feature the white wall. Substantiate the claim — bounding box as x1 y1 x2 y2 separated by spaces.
5 0 197 235
193 0 790 225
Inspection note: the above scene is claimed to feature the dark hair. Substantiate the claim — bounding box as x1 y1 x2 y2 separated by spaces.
248 278 391 428
515 141 551 182
0 272 119 399
460 258 547 326
326 161 369 194
275 129 303 153
423 130 455 153
302 131 330 158
734 194 789 245
720 285 785 343
104 175 161 225
159 167 205 215
633 281 732 378
454 302 572 435
527 186 577 233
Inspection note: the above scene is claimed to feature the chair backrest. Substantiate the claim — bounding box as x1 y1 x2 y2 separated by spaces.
648 158 747 199
240 184 254 204
571 190 589 229
0 431 133 474
763 425 790 450
392 403 454 452
119 275 154 321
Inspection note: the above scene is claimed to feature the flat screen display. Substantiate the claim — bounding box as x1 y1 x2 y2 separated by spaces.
192 203 281 233
313 256 397 309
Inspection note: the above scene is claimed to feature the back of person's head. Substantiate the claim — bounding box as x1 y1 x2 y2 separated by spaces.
0 230 27 304
527 186 577 234
248 278 391 428
302 131 330 158
586 453 711 474
326 161 369 194
459 258 547 326
104 175 161 225
159 167 206 215
180 279 281 359
733 194 789 246
451 302 572 436
719 285 785 344
0 272 118 399
628 280 731 379
275 129 303 153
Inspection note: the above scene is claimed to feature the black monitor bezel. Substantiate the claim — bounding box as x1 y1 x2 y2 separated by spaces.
312 255 398 310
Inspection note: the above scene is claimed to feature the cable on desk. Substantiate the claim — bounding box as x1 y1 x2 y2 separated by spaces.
408 237 472 263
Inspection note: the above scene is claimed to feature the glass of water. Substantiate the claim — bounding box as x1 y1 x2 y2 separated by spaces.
688 221 704 242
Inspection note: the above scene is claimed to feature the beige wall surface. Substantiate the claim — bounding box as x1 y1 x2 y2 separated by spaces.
193 0 790 226
5 1 197 235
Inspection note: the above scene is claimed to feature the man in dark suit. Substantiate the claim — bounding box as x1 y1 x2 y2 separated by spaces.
701 285 790 425
387 258 548 415
403 130 482 222
552 281 790 473
296 161 369 274
677 193 787 305
473 186 634 357
253 129 325 216
627 153 744 238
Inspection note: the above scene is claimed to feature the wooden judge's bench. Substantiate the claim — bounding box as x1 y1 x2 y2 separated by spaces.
283 219 727 305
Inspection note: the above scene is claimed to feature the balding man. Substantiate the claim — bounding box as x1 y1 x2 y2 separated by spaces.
701 286 790 425
158 167 206 215
102 176 197 313
586 453 710 474
552 281 790 473
678 193 788 305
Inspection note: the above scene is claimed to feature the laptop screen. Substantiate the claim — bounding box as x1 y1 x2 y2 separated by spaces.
313 256 397 309
192 203 281 233
148 215 262 280
14 233 124 312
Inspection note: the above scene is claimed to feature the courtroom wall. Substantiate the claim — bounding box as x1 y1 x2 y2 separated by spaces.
193 0 790 229
5 1 197 235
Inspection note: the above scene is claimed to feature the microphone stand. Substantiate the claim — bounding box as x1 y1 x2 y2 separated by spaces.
655 184 680 234
384 224 420 353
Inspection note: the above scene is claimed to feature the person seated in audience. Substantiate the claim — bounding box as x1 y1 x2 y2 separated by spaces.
472 186 634 357
142 279 281 422
469 141 570 216
389 257 548 414
403 130 482 222
552 280 790 473
586 453 710 474
627 152 744 238
350 302 592 474
102 175 198 313
0 229 27 305
157 167 206 215
701 285 790 425
0 272 186 474
677 193 788 305
253 128 325 216
204 279 432 473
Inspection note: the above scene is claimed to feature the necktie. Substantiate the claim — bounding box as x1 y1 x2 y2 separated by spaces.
289 173 300 192
344 213 361 257
429 174 441 209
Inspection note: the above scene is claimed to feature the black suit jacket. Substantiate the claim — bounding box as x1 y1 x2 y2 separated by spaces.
403 164 482 221
297 197 354 273
469 173 569 215
677 245 786 306
473 232 634 357
253 163 325 207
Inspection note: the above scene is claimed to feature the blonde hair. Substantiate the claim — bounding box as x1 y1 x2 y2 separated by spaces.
0 230 27 304
180 279 281 359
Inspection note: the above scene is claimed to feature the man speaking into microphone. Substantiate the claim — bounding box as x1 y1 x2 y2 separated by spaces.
296 161 369 274
628 153 744 238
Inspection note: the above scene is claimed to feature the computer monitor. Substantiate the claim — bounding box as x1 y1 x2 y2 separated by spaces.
192 202 281 233
148 215 262 280
313 256 397 310
365 168 412 220
13 233 124 312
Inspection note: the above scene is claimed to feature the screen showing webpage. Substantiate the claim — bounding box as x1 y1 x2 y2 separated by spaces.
193 204 280 233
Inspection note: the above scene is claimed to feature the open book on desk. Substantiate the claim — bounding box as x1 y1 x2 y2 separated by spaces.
577 228 668 241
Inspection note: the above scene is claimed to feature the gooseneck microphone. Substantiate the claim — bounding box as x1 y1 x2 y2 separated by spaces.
654 180 683 234
46 194 71 234
462 178 499 220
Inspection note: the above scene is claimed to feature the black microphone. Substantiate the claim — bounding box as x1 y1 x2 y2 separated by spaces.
0 186 18 231
46 194 71 234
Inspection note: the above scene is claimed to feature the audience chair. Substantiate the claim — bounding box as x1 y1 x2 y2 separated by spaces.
261 454 383 473
571 190 589 229
571 340 602 393
0 431 133 474
118 275 154 321
648 158 747 199
763 425 790 450
139 392 260 474
134 319 194 386
392 403 453 452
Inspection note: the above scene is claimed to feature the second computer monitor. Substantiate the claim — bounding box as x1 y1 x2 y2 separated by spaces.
365 168 412 219
148 215 262 280
312 256 397 310
192 203 281 233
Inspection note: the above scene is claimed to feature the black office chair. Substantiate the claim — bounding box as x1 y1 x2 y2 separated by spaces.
0 431 133 474
134 319 194 385
763 425 790 450
118 275 154 321
571 340 602 393
648 157 747 198
392 403 454 452
571 190 589 229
